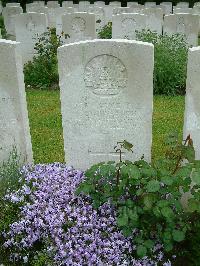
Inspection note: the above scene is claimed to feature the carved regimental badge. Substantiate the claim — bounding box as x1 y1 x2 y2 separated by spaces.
84 55 127 96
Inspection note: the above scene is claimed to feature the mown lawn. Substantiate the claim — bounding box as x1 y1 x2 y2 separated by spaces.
26 90 185 164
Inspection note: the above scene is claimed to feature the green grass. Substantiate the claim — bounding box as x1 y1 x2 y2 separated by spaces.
26 90 185 164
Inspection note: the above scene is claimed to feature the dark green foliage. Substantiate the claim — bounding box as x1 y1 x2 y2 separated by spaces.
0 15 7 38
77 135 200 261
136 29 188 96
98 22 112 39
24 28 62 90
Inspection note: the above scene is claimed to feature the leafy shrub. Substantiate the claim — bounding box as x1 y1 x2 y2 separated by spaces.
24 28 62 90
0 15 7 39
77 135 200 262
2 163 170 265
98 22 112 39
136 29 188 96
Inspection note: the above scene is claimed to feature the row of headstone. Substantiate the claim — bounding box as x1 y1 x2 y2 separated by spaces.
1 38 200 169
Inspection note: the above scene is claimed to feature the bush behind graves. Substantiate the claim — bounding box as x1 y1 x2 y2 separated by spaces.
136 29 188 96
0 15 7 38
98 22 112 39
24 28 62 90
76 134 200 263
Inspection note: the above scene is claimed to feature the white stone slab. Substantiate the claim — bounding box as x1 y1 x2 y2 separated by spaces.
163 13 199 46
88 6 105 31
56 7 74 35
176 2 189 8
0 39 33 163
184 46 200 159
159 2 172 14
94 1 105 7
112 13 147 39
145 2 157 7
113 7 135 15
62 12 96 43
58 39 154 170
104 5 116 23
62 1 74 8
6 3 20 7
194 2 200 7
173 7 192 14
78 1 90 12
142 7 164 34
109 1 121 7
26 3 46 13
33 1 45 6
14 13 48 64
2 6 23 39
47 1 60 8
127 2 139 7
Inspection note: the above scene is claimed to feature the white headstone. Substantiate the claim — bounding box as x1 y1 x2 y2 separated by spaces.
88 6 105 31
33 1 45 6
184 46 200 159
26 3 45 13
2 6 23 39
163 13 199 46
104 5 115 23
159 2 172 14
145 2 157 7
62 12 96 43
173 7 192 14
142 7 164 34
56 7 74 35
14 13 48 64
62 1 74 8
79 1 90 12
194 2 200 7
94 1 105 7
0 39 33 163
112 7 135 15
48 7 67 28
6 3 20 7
58 39 154 170
109 1 121 7
127 2 139 7
112 13 147 39
47 1 60 8
176 2 189 8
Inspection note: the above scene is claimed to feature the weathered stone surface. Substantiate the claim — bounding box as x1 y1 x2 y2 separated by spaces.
58 39 154 170
159 2 172 14
176 2 189 8
78 1 90 12
184 47 200 159
145 2 157 7
62 1 74 8
94 1 105 7
6 3 21 7
112 13 147 39
127 2 139 7
14 13 48 64
2 6 23 39
173 7 192 14
26 3 45 13
142 7 164 34
113 7 135 15
56 7 74 36
47 1 60 8
109 1 121 7
88 6 105 31
62 12 96 43
163 14 199 46
0 39 33 163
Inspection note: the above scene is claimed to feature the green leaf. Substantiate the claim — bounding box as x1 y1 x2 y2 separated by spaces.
161 207 174 218
137 245 147 258
146 180 160 192
161 176 174 186
182 145 195 163
144 239 154 249
129 165 141 180
173 230 185 242
188 198 200 212
143 194 155 209
122 140 133 151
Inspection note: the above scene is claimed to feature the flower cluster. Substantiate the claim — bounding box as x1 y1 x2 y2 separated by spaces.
3 163 171 265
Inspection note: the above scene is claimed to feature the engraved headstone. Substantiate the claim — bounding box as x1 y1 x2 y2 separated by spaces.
127 2 139 7
14 13 48 64
145 2 157 7
184 47 200 159
194 2 200 7
62 12 96 43
2 6 23 39
6 3 20 7
0 39 33 163
26 3 45 13
142 7 164 34
33 1 45 6
173 7 192 14
112 13 147 39
56 7 74 36
58 39 154 170
88 6 105 32
163 14 199 46
94 1 105 7
109 1 121 7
